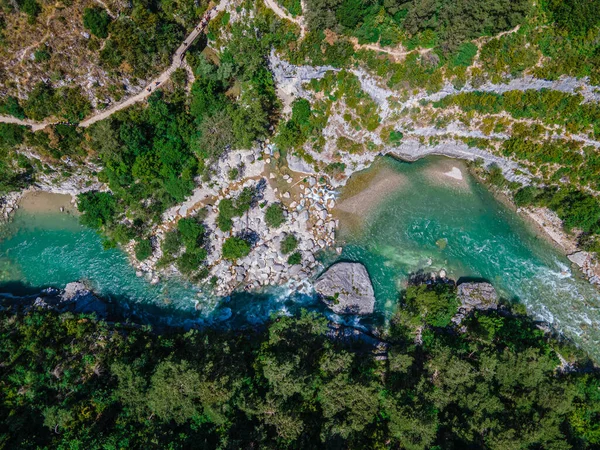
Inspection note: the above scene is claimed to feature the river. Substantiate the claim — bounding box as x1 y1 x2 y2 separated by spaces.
0 157 599 358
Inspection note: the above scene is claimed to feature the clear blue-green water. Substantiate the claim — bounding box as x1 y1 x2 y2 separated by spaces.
330 157 600 356
0 156 599 358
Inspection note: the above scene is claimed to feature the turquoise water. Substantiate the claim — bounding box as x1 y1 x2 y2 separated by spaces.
0 211 318 327
0 156 599 358
332 157 600 356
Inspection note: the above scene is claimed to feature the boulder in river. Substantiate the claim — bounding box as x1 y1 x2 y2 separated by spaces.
30 282 109 318
315 262 375 314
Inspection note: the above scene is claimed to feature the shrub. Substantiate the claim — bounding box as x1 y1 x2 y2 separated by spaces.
222 237 251 260
34 48 51 62
287 252 302 265
281 234 298 254
265 203 286 228
177 249 208 275
83 7 112 39
21 0 41 22
161 231 182 257
135 239 153 261
177 218 205 250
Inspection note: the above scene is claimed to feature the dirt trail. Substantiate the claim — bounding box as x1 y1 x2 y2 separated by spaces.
350 37 432 61
1 0 230 131
80 0 229 128
263 0 306 38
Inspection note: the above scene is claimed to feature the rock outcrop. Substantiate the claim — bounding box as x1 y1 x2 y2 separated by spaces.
24 282 109 318
453 282 498 325
315 262 375 314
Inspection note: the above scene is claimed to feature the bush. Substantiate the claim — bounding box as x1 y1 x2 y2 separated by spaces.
514 186 541 207
287 252 302 265
135 239 153 261
20 0 41 22
265 203 286 228
34 48 51 62
161 231 182 258
222 237 251 260
281 234 298 254
177 218 205 251
83 7 112 39
177 249 208 275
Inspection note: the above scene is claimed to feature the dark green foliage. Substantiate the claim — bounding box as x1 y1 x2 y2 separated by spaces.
264 203 286 228
280 234 298 254
176 248 208 275
217 187 255 232
0 96 25 119
98 2 188 79
305 0 530 53
33 47 51 62
177 217 205 251
403 283 459 327
222 236 251 260
450 42 478 67
77 191 117 230
23 83 91 122
161 230 182 259
83 7 111 39
287 251 302 265
135 239 153 260
19 0 40 21
0 124 29 194
545 0 600 37
0 304 598 449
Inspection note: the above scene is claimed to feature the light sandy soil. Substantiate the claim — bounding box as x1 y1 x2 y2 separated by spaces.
520 206 579 254
422 159 471 191
334 164 408 233
17 191 78 215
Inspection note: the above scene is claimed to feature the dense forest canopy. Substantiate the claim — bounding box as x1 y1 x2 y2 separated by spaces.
1 282 600 449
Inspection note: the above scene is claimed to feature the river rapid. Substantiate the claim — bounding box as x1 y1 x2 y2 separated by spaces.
0 156 599 358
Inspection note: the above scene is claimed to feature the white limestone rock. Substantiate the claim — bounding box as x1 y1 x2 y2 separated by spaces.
315 262 375 315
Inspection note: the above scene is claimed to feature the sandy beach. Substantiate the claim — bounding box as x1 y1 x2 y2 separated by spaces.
422 158 471 191
17 191 78 215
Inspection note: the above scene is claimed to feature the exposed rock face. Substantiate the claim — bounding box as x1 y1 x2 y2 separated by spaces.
315 262 375 314
457 282 499 310
32 282 108 318
287 154 316 174
453 282 498 325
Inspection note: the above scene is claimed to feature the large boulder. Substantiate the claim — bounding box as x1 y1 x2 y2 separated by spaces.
457 282 498 311
315 262 375 314
287 154 316 174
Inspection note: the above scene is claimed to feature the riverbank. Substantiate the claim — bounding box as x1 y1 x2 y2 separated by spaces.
465 164 600 287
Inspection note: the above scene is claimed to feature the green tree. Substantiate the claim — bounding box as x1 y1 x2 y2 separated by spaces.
83 7 112 39
77 191 117 229
222 236 251 260
265 203 286 228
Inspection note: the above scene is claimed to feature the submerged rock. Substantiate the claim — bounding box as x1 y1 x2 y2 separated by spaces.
315 262 375 315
